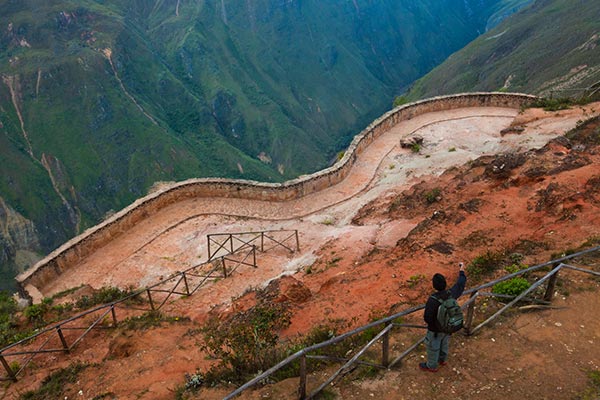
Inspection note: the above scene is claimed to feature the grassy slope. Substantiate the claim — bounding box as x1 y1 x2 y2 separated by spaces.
407 0 600 100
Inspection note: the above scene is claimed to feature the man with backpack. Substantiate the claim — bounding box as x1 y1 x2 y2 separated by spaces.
420 262 467 372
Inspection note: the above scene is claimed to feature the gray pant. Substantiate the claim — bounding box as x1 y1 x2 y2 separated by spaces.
425 330 449 369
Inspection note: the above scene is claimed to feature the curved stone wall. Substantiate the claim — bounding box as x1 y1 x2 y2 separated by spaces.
16 92 537 298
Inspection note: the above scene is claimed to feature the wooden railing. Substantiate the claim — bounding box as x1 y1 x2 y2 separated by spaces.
224 245 600 399
0 245 260 382
207 230 300 261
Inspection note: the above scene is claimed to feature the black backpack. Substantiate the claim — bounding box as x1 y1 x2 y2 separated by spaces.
435 292 464 333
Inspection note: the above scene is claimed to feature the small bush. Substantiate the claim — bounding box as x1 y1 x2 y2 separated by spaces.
393 95 409 108
410 143 421 153
424 188 441 204
23 303 48 325
75 286 132 309
407 274 426 288
21 362 88 400
580 369 600 400
526 97 573 111
492 277 531 297
201 303 291 384
467 250 505 278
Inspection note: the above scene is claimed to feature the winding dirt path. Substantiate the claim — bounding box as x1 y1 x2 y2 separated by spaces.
38 105 594 306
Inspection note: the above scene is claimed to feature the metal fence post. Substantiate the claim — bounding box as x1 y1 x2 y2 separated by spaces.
543 263 560 302
382 321 390 367
298 354 307 400
464 292 478 335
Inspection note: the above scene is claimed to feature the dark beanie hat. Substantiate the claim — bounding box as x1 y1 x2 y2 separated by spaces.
432 273 447 291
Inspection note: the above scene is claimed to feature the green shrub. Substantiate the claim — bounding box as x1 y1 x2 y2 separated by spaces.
526 97 573 111
75 286 132 309
410 143 421 153
23 303 48 325
424 188 441 204
21 362 88 400
393 95 409 108
492 277 531 297
467 250 505 278
201 303 291 384
580 369 600 400
0 291 17 324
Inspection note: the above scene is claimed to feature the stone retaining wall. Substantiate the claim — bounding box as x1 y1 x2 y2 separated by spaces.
16 92 537 299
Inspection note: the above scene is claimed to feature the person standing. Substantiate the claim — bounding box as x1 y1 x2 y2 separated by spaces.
420 262 467 372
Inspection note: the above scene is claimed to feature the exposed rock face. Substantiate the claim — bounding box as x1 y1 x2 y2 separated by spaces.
0 197 40 266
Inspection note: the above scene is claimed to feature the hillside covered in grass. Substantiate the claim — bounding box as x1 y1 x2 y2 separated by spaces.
406 0 600 100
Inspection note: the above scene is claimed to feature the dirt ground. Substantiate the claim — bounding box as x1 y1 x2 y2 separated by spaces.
2 103 600 399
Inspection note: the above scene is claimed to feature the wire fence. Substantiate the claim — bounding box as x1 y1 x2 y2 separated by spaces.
224 245 600 400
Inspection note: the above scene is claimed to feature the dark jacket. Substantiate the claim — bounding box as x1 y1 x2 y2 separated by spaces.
424 270 467 332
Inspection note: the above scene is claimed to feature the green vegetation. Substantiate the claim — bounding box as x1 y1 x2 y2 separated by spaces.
392 95 409 108
75 286 134 309
467 250 506 278
424 188 442 204
579 369 600 400
119 311 187 331
492 277 531 296
201 302 292 385
20 362 89 400
406 0 600 100
407 274 426 288
410 143 422 153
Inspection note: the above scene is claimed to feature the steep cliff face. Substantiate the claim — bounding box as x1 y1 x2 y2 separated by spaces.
0 198 40 291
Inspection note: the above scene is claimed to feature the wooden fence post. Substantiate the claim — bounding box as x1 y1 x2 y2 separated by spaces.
543 263 560 302
382 321 390 367
0 355 17 382
295 230 300 252
298 355 307 400
222 257 228 278
56 327 70 353
182 272 190 295
111 305 118 326
147 289 155 310
207 236 211 260
464 292 478 335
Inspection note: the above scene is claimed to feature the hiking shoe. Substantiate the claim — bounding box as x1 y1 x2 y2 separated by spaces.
438 360 448 366
419 362 438 372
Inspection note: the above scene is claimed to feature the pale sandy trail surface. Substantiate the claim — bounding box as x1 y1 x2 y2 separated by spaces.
39 105 592 310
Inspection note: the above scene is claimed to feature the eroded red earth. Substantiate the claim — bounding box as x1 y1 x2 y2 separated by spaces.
3 104 600 399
